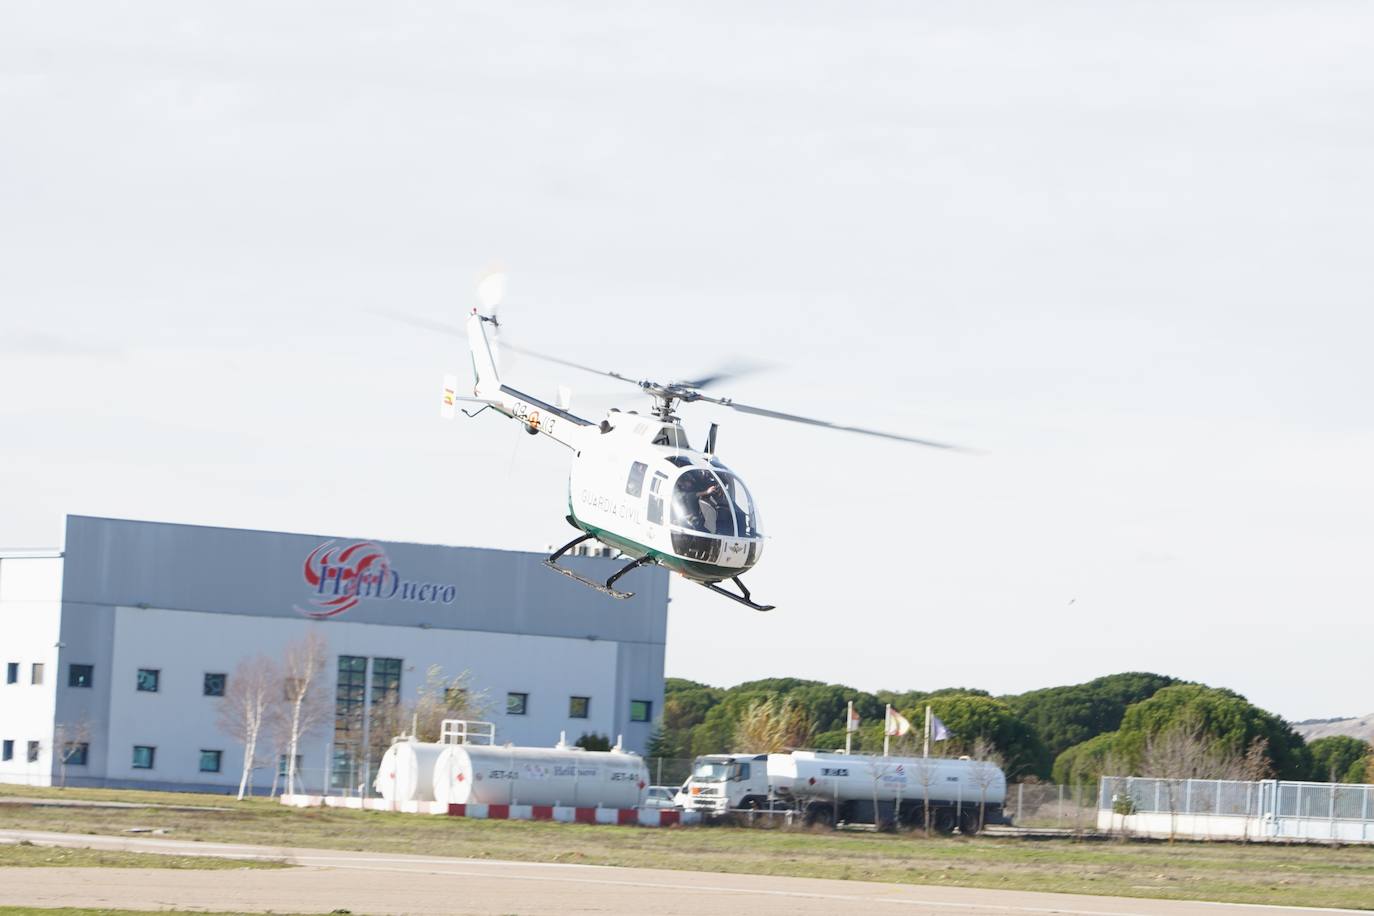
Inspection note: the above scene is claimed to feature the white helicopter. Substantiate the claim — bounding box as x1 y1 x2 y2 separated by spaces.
437 275 962 612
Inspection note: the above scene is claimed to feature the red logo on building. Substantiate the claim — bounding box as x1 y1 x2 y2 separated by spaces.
296 541 391 618
295 539 458 619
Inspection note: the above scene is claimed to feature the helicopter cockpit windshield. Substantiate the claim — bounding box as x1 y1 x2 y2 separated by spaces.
671 468 761 538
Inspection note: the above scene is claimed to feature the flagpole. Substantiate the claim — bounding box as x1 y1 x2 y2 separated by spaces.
883 705 891 757
845 700 853 755
923 705 930 758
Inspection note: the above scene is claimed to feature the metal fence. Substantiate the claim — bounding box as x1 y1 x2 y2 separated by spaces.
1003 782 1097 830
1099 776 1374 843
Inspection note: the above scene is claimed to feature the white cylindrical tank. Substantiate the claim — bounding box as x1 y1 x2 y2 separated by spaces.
771 751 1006 806
374 740 445 803
432 744 647 808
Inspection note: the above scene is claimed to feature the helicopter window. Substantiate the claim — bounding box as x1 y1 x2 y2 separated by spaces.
647 473 667 525
625 462 648 497
672 531 722 563
716 472 760 538
672 469 735 536
665 455 693 468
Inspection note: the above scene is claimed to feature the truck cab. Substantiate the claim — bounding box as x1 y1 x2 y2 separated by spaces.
677 754 771 814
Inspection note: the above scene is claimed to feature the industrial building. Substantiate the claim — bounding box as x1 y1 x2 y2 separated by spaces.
0 516 668 792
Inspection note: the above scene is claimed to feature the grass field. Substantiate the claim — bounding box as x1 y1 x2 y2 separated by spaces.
0 910 335 916
2 784 1373 910
0 842 288 870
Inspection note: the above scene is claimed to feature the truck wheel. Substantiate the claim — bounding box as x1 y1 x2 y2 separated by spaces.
932 809 956 835
804 803 835 829
958 809 981 836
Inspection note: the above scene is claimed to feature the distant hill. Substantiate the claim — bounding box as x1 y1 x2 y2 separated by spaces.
1295 715 1374 743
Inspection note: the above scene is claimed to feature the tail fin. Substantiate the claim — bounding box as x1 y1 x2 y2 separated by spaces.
466 311 501 398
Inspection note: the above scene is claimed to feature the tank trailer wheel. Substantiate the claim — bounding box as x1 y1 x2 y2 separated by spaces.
932 809 956 835
804 803 836 829
958 808 981 836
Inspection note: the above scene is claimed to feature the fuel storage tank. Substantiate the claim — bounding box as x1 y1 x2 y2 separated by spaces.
431 744 648 808
373 739 445 803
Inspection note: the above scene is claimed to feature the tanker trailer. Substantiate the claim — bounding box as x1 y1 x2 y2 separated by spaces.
373 738 445 803
432 742 648 808
772 750 1008 833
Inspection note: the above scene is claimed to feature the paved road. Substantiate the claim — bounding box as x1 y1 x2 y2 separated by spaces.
0 829 1361 916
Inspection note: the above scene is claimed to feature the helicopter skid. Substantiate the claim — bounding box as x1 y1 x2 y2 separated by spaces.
541 559 635 600
699 576 775 612
544 529 650 600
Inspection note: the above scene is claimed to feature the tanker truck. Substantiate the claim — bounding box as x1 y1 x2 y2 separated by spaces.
678 750 1009 834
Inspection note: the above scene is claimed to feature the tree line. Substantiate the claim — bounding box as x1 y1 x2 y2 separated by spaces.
647 672 1374 786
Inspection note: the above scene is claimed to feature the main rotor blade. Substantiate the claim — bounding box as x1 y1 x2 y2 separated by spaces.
498 341 644 388
373 310 644 387
693 393 968 450
672 360 770 391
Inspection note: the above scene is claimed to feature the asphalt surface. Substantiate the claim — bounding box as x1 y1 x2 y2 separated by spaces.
0 829 1364 916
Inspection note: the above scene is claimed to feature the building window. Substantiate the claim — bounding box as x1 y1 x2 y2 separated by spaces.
2 740 12 761
278 754 303 778
629 700 652 723
136 669 160 692
569 696 590 719
199 750 222 773
68 664 93 688
370 657 402 706
203 673 226 697
132 745 155 769
31 663 44 685
331 656 367 790
506 692 528 716
61 742 88 766
6 663 16 684
27 741 40 763
368 656 402 768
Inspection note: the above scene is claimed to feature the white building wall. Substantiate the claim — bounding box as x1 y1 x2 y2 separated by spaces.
0 555 63 787
94 606 621 792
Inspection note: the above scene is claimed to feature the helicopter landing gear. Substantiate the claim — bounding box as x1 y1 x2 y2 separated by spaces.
542 531 645 600
699 576 775 612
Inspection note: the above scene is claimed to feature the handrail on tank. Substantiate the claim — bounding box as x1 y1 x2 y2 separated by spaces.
440 719 497 746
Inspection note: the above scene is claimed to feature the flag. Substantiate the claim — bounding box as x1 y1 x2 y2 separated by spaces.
885 705 912 737
930 712 951 741
846 705 861 733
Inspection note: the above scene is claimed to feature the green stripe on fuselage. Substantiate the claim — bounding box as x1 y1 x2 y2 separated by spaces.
568 513 742 582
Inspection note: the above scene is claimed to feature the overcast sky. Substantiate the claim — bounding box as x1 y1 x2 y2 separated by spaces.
3 1 1371 722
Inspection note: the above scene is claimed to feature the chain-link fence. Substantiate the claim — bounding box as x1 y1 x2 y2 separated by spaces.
1002 782 1097 831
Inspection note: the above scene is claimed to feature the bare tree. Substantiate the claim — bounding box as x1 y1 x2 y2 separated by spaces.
910 755 940 837
53 716 93 789
406 666 487 742
968 735 1005 833
216 654 280 800
865 756 899 830
732 697 815 753
278 631 331 796
1139 717 1274 842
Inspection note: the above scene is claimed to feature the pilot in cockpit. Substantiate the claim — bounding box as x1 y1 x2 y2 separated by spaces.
697 477 730 535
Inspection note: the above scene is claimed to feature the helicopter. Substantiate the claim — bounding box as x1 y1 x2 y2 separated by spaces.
438 276 963 612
